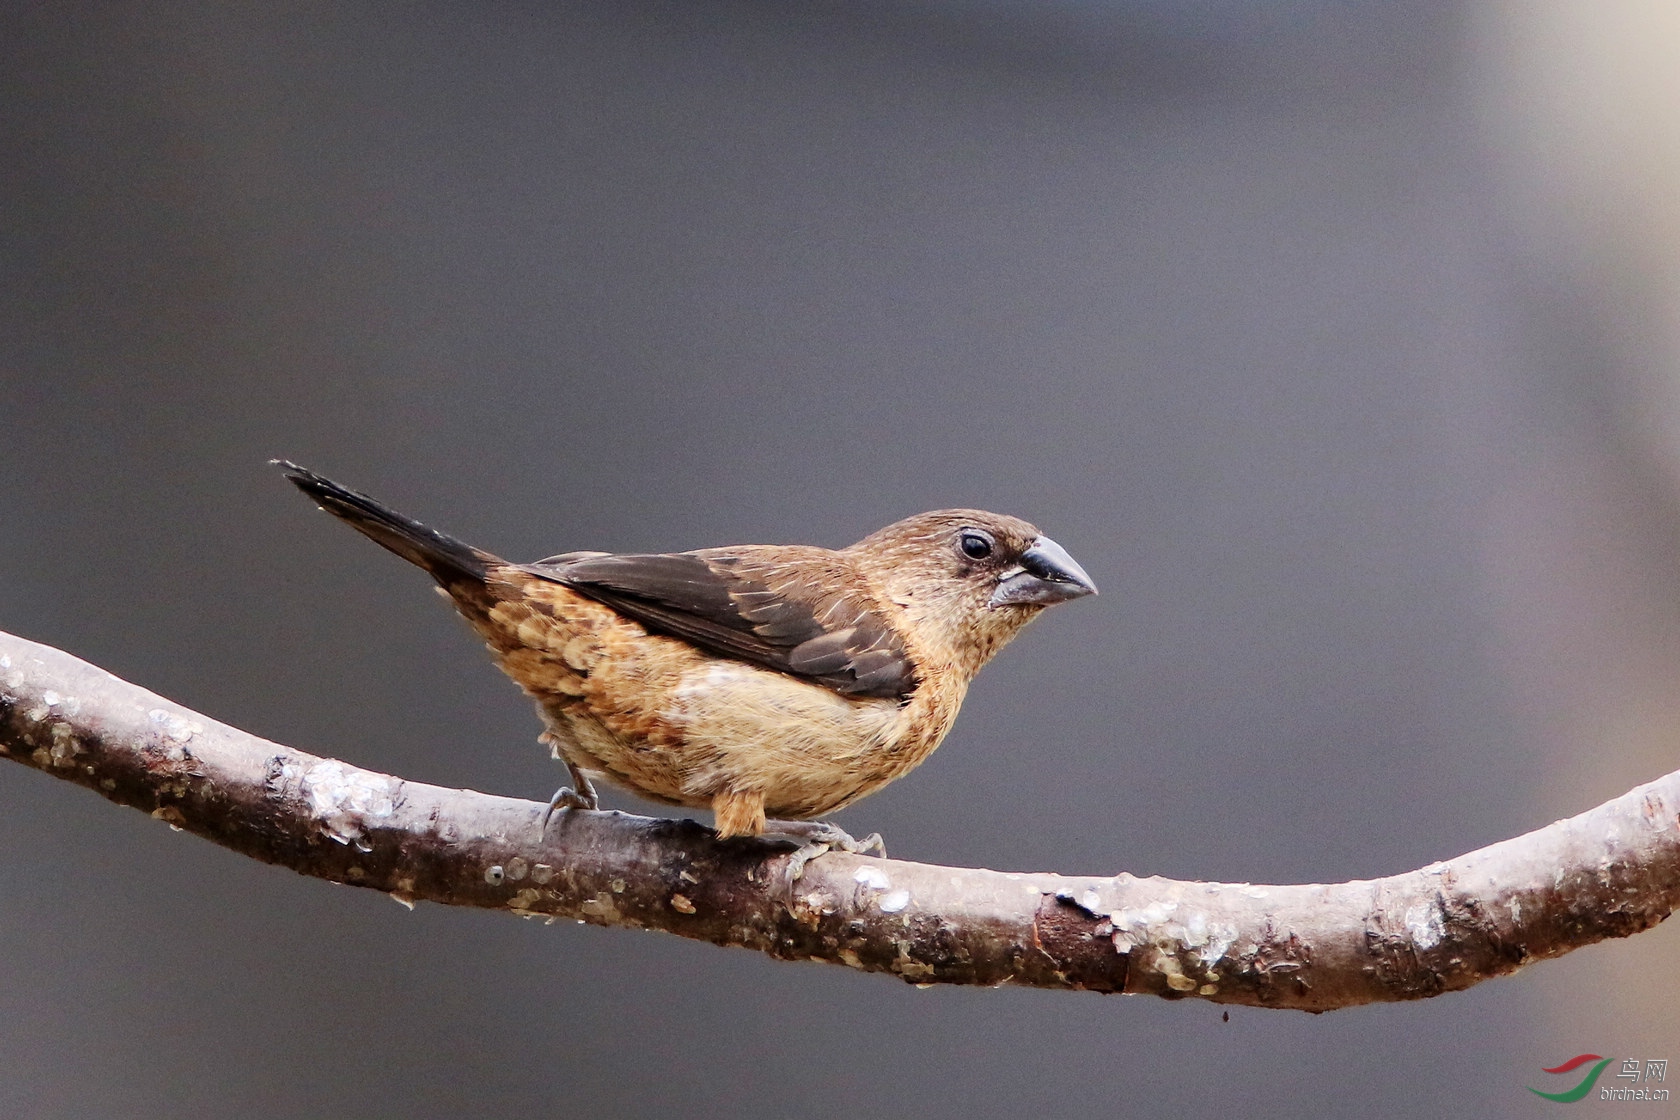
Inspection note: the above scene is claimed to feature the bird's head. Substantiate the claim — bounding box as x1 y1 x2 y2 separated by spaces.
846 509 1097 678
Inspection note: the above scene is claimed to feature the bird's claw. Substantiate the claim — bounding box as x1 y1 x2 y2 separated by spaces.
845 831 887 859
537 758 600 837
768 820 887 891
539 784 598 835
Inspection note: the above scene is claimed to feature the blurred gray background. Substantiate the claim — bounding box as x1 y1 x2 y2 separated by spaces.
5 1 1680 1116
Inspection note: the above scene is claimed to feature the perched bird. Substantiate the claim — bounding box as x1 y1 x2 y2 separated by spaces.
276 461 1096 859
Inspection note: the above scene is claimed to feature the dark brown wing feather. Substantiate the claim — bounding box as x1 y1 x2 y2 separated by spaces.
521 548 916 700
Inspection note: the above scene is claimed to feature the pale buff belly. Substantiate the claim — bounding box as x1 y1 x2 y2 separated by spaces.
546 659 928 819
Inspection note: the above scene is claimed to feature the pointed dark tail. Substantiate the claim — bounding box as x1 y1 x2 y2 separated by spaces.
273 460 493 584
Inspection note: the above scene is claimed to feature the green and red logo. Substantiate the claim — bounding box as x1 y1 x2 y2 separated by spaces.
1529 1055 1612 1103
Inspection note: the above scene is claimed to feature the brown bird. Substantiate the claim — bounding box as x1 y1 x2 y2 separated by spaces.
276 461 1096 861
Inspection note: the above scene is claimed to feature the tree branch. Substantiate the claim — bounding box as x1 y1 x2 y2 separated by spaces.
1 629 1675 1011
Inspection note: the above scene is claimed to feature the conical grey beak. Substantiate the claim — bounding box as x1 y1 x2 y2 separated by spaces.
988 535 1098 607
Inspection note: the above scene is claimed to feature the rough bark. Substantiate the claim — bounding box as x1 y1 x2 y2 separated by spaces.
2 629 1676 1011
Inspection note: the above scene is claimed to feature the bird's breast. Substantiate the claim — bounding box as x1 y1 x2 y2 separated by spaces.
659 660 903 813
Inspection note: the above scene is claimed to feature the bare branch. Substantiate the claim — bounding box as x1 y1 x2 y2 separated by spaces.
2 629 1676 1011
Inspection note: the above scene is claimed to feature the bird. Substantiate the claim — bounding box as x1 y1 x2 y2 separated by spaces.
275 461 1096 864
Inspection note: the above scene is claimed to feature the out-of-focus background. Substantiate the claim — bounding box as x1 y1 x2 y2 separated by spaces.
4 2 1679 1116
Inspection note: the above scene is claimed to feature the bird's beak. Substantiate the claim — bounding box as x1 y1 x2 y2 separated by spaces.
988 535 1098 607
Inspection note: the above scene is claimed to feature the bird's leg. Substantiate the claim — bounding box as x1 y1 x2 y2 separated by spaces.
767 818 887 888
711 788 768 839
539 759 599 834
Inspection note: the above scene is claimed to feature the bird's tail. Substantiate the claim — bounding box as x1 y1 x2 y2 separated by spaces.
274 460 495 585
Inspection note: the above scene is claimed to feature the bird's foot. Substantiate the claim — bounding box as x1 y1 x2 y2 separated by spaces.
767 819 887 890
539 786 595 833
538 766 600 836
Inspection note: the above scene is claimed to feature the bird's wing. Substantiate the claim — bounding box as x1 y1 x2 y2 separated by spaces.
521 547 916 700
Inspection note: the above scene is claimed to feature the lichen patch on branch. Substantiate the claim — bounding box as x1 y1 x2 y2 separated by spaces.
286 758 400 849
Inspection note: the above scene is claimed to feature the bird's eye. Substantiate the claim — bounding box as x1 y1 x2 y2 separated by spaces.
959 531 994 560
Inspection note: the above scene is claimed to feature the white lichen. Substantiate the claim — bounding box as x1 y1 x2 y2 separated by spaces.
147 708 201 744
1105 898 1238 990
297 759 397 846
854 866 891 890
878 889 911 914
1111 899 1178 929
1404 902 1444 950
